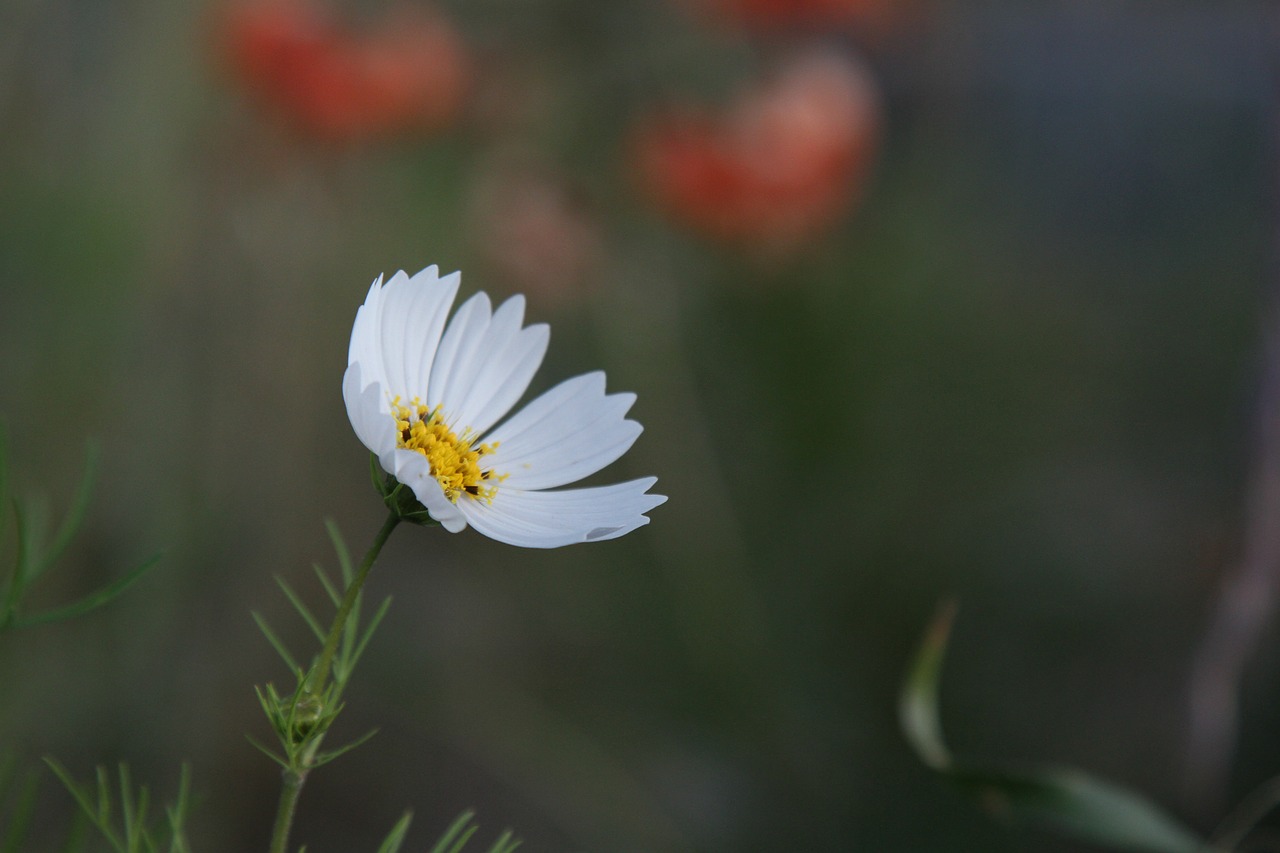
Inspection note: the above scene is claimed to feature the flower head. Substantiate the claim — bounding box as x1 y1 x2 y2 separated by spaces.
344 267 665 547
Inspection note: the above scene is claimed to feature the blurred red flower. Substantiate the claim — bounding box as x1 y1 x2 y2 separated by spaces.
634 51 880 252
221 1 469 142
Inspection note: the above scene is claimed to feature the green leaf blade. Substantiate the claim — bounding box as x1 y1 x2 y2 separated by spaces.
899 601 955 771
900 603 1204 853
15 555 161 630
949 766 1203 853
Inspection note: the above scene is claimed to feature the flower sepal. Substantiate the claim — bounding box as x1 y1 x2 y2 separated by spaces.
374 463 441 527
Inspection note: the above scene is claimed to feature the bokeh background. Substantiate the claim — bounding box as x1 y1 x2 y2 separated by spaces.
1 0 1276 850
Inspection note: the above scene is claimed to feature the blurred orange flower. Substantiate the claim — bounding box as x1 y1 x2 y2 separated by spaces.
221 1 470 142
634 51 880 252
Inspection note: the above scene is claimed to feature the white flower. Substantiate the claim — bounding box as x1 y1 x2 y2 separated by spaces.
343 266 666 547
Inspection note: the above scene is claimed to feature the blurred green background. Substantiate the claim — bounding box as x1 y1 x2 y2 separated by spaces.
0 0 1275 849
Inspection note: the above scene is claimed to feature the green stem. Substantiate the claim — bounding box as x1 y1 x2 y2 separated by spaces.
266 510 400 853
311 511 400 697
267 770 304 853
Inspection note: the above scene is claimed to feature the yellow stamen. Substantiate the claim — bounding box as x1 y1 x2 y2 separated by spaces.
391 398 501 503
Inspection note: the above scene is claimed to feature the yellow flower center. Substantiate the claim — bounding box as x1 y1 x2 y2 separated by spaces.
391 398 501 503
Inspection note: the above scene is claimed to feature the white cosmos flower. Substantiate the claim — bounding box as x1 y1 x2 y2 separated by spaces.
343 266 666 548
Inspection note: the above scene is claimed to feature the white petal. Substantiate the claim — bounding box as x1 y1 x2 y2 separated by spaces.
370 270 411 395
486 376 642 490
456 478 666 548
486 372 605 446
347 274 387 382
375 268 461 399
442 294 524 423
402 266 461 397
428 292 493 413
347 266 459 400
390 448 468 532
438 296 543 434
455 319 549 437
343 363 395 458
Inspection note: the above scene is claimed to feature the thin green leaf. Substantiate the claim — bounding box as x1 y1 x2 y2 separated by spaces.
245 735 289 769
445 827 479 853
899 601 955 770
376 811 414 853
275 577 326 644
338 589 362 684
15 555 161 629
58 811 90 853
30 441 98 583
134 783 153 853
312 728 379 767
311 562 341 609
252 684 277 720
349 597 392 673
324 519 353 586
901 604 1204 853
43 759 124 851
486 829 521 853
0 769 39 853
252 612 301 673
118 766 138 849
429 811 478 853
94 766 112 833
165 764 192 853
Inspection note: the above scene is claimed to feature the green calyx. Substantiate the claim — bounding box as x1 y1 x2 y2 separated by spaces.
371 456 440 527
